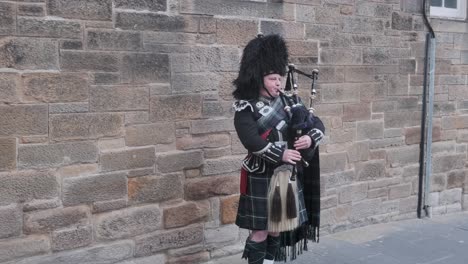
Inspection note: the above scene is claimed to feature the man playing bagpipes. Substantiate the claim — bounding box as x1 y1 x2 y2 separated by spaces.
232 34 325 264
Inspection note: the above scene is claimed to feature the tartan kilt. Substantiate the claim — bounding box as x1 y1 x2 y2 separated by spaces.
236 168 308 231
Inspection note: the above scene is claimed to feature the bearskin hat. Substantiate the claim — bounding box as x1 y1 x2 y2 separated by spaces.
233 34 289 100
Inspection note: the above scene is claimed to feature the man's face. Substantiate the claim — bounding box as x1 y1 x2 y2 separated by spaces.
261 73 282 98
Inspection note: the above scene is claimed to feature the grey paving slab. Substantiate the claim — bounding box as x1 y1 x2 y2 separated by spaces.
209 212 468 264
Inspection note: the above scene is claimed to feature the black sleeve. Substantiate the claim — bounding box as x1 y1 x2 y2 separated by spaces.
234 110 285 165
301 115 325 161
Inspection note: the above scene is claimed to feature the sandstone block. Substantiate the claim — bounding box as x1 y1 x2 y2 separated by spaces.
150 94 202 122
93 73 120 84
440 188 462 205
323 170 355 190
431 174 447 192
0 138 16 171
18 17 81 38
191 118 235 134
0 2 15 34
167 251 210 264
389 184 411 200
339 183 368 203
202 156 241 176
348 198 380 222
221 195 239 224
343 103 371 122
115 0 166 11
50 113 123 141
385 112 421 128
432 154 465 174
116 12 197 32
63 172 127 206
0 104 48 136
185 175 238 200
87 29 141 51
116 255 165 264
306 24 339 40
320 83 360 103
24 205 89 234
51 226 93 251
60 51 120 72
164 201 210 229
356 160 386 181
22 72 88 103
18 3 45 16
0 38 58 70
261 21 304 39
121 53 169 84
190 46 239 72
0 170 59 206
101 147 155 172
0 236 50 263
61 40 83 50
172 72 222 94
180 0 294 20
386 145 419 166
156 150 203 173
0 73 20 103
135 225 204 256
177 134 230 150
369 178 400 189
356 120 383 141
47 0 112 20
90 85 148 112
95 204 162 240
356 1 392 17
92 198 127 213
18 142 98 169
392 12 412 30
342 17 385 34
126 123 175 147
320 152 347 174
321 48 361 65
447 170 467 189
128 173 183 204
0 204 22 239
216 19 258 45
7 241 133 264
49 103 89 114
205 224 238 246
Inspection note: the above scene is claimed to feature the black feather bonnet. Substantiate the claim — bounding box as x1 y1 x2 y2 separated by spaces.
233 34 289 100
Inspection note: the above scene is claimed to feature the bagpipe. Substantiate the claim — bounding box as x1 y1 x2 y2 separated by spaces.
268 65 320 232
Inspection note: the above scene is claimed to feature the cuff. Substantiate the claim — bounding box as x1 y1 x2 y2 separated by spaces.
252 142 285 164
307 128 324 148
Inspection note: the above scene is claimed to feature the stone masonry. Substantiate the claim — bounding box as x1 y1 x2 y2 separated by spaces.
0 0 467 263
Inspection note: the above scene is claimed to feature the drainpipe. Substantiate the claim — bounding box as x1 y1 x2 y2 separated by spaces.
418 0 436 219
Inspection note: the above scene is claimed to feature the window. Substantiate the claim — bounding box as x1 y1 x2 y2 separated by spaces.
430 0 467 19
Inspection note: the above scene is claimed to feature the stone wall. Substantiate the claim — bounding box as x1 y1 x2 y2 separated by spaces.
0 0 467 263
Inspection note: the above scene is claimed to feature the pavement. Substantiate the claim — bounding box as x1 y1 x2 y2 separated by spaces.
209 211 468 264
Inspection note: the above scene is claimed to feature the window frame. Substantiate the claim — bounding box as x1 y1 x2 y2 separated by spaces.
430 0 467 20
